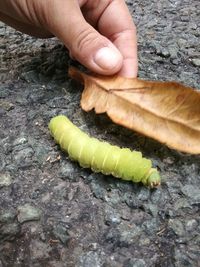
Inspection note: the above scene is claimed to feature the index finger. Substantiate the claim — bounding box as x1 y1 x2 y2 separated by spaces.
98 0 138 77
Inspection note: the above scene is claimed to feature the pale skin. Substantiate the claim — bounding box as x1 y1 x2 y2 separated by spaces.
0 0 138 77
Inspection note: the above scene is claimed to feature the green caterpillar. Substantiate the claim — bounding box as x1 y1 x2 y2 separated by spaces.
48 115 160 187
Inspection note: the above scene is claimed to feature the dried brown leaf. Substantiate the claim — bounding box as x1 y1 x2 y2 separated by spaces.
68 67 200 154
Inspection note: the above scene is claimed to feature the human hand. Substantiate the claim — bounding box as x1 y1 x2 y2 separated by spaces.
0 0 138 77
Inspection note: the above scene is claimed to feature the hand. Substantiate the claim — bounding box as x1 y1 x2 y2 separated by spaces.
0 0 138 77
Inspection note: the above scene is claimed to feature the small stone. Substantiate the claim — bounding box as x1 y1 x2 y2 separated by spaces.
120 208 131 221
150 188 162 203
185 219 198 232
174 198 191 211
0 209 16 223
59 161 78 181
181 185 200 204
190 22 197 30
105 228 120 244
20 70 39 83
191 59 200 67
17 204 41 223
168 219 185 237
118 223 142 244
90 175 107 200
39 232 46 242
105 189 121 205
0 100 14 111
173 247 194 267
104 207 121 226
34 143 50 165
0 27 5 36
155 46 170 58
136 187 150 201
13 147 34 166
13 137 28 146
163 157 175 164
0 172 12 187
142 203 158 217
168 45 178 59
142 218 158 235
78 251 103 267
53 223 70 245
139 237 151 246
0 223 20 241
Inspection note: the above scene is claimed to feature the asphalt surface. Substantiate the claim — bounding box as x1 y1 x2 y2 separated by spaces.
0 0 200 266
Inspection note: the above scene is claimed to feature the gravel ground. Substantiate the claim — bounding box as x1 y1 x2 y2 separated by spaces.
0 0 200 266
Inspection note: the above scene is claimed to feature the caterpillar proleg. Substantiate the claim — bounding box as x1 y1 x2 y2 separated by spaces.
49 115 160 187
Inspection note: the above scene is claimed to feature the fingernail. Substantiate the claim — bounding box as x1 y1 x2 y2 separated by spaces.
94 47 122 70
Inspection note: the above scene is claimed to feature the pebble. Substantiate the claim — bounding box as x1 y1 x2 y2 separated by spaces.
168 219 185 237
59 161 78 181
191 58 200 67
0 209 16 223
0 172 12 187
139 236 151 246
17 204 42 223
104 207 121 226
174 198 191 211
0 100 14 111
142 203 158 217
181 185 200 204
78 251 103 267
136 187 150 201
185 219 198 232
13 147 34 166
0 223 20 241
0 27 5 36
174 247 194 267
118 223 143 244
90 176 107 200
13 137 28 147
104 189 122 205
34 143 50 165
155 46 170 58
53 223 70 245
142 218 158 235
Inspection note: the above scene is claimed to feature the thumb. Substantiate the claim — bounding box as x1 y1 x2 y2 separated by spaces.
47 1 123 75
69 23 123 75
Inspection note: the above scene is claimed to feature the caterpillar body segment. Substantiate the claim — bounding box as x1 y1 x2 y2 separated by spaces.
49 115 161 187
79 138 99 168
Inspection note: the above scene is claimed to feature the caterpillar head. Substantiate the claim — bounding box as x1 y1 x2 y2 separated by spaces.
143 168 161 188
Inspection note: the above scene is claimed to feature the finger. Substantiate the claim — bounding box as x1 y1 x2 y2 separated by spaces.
0 0 41 26
0 12 51 37
97 0 138 77
45 0 123 75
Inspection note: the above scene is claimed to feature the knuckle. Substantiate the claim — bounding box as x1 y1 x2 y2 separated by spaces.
73 27 101 55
